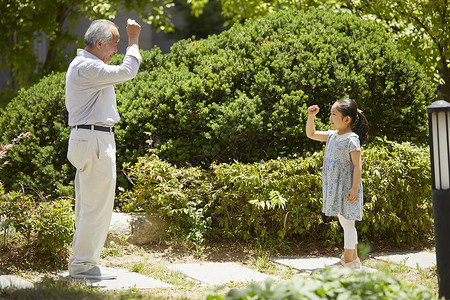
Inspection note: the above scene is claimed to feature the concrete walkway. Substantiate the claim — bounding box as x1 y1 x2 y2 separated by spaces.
272 256 378 273
1 250 437 291
372 251 436 269
169 262 277 285
58 269 173 290
0 275 34 289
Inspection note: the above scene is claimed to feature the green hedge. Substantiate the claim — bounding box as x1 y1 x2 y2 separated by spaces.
119 138 433 248
0 8 433 197
0 72 71 196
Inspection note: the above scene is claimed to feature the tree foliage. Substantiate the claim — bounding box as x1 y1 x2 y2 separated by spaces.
172 0 228 41
0 0 206 90
193 0 449 101
362 0 450 100
217 0 343 24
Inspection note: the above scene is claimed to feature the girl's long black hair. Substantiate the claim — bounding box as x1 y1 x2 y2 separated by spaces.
335 98 369 144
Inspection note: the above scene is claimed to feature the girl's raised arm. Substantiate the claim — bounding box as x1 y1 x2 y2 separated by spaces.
306 105 328 142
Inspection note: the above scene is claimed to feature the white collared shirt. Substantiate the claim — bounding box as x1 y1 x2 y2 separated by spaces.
65 46 142 127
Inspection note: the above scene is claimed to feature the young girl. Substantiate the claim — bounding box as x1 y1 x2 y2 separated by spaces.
306 98 369 269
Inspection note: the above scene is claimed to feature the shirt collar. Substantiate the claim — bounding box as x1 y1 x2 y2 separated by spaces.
332 131 358 141
77 48 101 61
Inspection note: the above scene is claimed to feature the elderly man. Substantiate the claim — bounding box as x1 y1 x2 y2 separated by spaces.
65 18 142 280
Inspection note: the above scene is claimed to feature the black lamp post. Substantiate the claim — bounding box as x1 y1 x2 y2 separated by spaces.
428 100 450 299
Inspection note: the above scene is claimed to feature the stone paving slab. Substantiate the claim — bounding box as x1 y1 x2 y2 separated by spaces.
59 269 173 290
272 256 377 273
372 251 436 269
0 275 34 290
169 262 276 285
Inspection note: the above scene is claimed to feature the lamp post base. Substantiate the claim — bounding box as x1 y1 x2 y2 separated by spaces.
433 189 450 299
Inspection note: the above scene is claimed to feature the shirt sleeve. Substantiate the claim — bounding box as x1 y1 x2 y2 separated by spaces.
348 134 361 152
78 47 142 88
125 46 142 64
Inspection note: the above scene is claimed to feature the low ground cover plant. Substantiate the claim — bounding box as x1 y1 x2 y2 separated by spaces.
207 267 437 299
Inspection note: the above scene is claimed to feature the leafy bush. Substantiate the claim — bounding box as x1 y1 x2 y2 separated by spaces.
0 133 73 270
207 267 436 299
208 153 324 244
121 154 214 249
361 138 433 244
119 138 433 248
0 182 74 269
0 8 433 197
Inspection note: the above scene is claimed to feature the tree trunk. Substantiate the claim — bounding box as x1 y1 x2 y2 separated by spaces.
43 3 69 72
441 79 450 103
439 50 450 102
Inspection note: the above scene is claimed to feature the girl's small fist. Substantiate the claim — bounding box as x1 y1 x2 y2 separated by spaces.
308 105 320 116
346 188 358 202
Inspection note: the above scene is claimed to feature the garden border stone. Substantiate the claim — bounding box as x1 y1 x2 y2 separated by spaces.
106 212 167 245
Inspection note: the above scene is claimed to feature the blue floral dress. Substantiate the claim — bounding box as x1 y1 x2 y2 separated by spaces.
322 130 363 221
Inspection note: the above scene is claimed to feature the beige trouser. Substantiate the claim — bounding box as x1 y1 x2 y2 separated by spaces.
67 127 116 275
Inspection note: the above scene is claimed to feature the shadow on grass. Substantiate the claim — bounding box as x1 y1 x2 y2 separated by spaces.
0 276 152 300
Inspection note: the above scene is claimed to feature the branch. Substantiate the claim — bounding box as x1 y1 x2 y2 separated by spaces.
409 14 441 49
393 4 441 50
347 0 363 18
437 0 448 28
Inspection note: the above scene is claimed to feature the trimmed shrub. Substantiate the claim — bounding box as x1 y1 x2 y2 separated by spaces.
113 7 433 168
119 138 433 248
0 8 433 197
0 72 71 196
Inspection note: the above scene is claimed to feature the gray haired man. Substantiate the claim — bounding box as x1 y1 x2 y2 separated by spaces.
65 18 142 280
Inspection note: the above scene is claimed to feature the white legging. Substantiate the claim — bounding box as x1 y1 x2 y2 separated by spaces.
338 214 358 249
